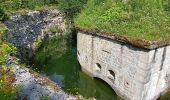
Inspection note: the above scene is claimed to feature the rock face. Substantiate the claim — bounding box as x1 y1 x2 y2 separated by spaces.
4 9 67 63
7 57 76 100
77 31 170 100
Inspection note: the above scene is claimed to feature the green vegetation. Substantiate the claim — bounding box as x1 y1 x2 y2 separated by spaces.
0 24 18 100
58 0 87 18
75 0 170 41
0 0 58 12
2 0 169 41
0 1 85 98
1 0 170 99
0 0 86 21
0 25 16 65
48 26 63 33
40 95 49 100
0 67 18 100
0 8 9 21
0 0 58 21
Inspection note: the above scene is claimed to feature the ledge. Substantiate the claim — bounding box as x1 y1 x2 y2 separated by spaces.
77 28 170 50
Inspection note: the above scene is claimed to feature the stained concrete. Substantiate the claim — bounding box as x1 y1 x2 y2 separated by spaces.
77 31 170 100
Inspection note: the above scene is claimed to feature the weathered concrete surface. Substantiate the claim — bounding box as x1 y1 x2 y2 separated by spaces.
8 57 76 100
77 32 170 100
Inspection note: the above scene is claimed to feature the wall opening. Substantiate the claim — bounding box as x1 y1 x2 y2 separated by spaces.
108 70 115 82
124 81 130 88
95 63 102 72
77 50 80 56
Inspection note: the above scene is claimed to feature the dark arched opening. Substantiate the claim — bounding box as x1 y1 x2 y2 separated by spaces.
108 70 115 82
95 63 102 72
93 77 121 99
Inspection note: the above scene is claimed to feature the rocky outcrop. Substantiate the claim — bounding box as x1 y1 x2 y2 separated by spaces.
77 31 170 100
4 9 67 63
7 56 76 100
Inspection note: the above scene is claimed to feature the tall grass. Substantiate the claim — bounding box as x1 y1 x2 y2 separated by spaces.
75 0 170 41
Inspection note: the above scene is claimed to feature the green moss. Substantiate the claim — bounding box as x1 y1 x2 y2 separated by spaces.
75 0 170 41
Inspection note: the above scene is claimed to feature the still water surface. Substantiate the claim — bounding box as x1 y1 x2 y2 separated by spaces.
33 36 119 100
32 35 170 100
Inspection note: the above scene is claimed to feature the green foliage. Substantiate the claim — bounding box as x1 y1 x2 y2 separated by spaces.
48 26 63 33
0 43 17 65
0 7 9 21
0 25 8 43
75 0 170 41
0 0 58 14
40 95 49 100
0 0 86 20
58 0 87 18
0 25 16 65
0 20 17 100
0 67 18 100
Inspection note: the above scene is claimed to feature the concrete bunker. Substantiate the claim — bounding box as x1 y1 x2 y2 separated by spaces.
77 31 170 100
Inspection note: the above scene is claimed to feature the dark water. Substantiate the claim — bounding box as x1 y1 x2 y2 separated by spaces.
32 36 119 100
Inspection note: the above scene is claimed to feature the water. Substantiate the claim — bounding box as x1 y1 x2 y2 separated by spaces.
32 36 119 100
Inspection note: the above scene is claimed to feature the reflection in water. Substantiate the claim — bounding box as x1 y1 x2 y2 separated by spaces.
33 36 119 100
158 91 170 100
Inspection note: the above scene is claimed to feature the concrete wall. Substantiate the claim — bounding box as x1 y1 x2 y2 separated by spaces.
77 32 170 100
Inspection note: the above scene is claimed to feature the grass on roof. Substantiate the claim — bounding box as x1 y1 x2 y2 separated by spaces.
75 0 170 41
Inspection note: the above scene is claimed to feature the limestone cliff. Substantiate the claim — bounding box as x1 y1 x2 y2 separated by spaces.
4 9 67 63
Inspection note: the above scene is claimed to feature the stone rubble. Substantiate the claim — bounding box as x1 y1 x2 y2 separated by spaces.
8 57 76 100
4 9 67 63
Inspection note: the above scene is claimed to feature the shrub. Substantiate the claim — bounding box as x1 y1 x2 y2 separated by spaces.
48 26 63 33
0 67 18 100
0 7 9 21
58 0 87 18
0 25 16 65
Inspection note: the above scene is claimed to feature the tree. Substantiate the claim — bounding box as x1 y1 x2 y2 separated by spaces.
58 0 87 18
0 7 8 21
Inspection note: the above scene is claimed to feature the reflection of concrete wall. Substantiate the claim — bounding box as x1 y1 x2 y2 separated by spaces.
77 32 170 100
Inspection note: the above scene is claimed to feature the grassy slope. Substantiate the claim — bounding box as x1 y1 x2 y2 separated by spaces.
75 0 170 41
